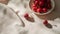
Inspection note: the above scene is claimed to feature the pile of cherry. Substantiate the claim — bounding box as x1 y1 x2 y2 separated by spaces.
31 0 52 13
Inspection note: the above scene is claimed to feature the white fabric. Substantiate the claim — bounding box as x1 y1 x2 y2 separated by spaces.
0 3 25 34
0 0 60 34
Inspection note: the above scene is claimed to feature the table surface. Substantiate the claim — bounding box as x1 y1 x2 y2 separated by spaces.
0 0 60 34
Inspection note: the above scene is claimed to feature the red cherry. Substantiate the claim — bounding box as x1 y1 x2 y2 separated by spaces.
34 1 38 5
43 20 48 25
39 1 44 6
37 8 42 13
43 8 47 13
32 3 36 7
32 6 37 12
24 13 29 18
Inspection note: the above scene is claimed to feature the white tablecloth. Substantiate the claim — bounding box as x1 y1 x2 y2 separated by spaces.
0 0 60 34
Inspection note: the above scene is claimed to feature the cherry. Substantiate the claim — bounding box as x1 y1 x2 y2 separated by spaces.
24 13 29 18
32 6 37 12
39 1 44 6
43 8 47 13
32 3 37 11
43 20 53 29
32 3 36 7
43 20 48 25
37 8 42 13
34 1 38 5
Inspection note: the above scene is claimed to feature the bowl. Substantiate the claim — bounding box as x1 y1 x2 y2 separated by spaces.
29 0 55 15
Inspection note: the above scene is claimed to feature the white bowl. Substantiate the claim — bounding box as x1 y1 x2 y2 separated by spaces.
30 0 55 15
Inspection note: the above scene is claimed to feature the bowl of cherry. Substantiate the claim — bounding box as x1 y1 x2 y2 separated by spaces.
29 0 55 15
